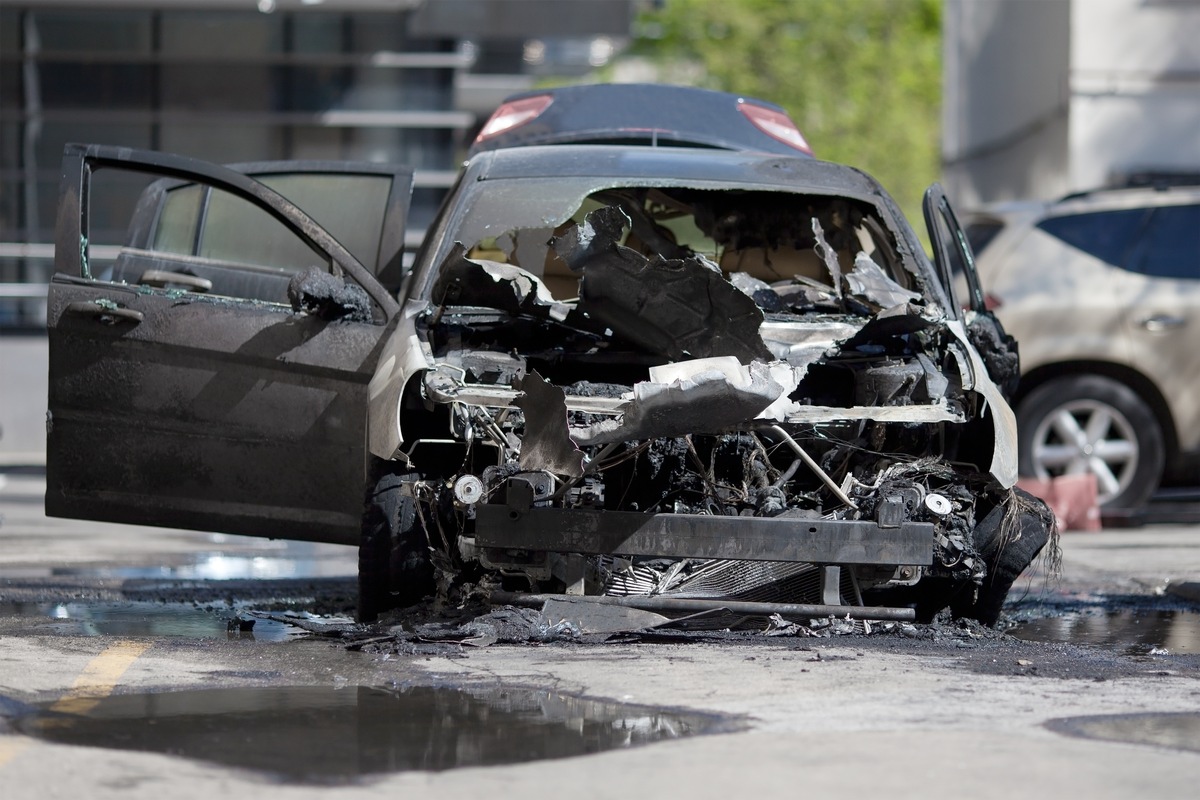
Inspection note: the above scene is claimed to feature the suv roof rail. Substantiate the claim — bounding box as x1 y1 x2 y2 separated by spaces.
1058 170 1200 202
1116 170 1200 190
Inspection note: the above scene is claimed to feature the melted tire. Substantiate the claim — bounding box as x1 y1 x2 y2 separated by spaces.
358 468 435 622
952 487 1055 625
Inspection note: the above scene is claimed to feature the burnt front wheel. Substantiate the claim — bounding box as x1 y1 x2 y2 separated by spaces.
358 467 435 622
951 487 1055 625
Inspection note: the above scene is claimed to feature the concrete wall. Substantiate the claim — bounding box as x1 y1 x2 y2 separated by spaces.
1070 0 1200 190
942 0 1070 207
944 0 1200 206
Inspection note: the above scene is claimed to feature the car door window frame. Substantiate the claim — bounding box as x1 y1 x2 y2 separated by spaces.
57 142 400 322
923 183 986 318
138 161 412 288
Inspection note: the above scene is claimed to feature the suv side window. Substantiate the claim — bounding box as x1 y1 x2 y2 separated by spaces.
1037 208 1149 268
1128 204 1200 280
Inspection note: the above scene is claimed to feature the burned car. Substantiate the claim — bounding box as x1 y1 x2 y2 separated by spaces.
45 143 1053 628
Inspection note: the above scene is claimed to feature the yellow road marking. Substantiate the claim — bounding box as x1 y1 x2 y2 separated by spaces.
50 641 151 716
0 640 150 768
0 737 29 768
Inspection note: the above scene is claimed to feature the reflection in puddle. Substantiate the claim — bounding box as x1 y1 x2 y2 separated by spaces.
50 552 355 581
1047 712 1200 754
14 685 725 782
94 556 340 581
0 601 302 642
1010 610 1200 654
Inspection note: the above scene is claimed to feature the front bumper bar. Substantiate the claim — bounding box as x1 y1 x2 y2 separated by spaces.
473 505 934 566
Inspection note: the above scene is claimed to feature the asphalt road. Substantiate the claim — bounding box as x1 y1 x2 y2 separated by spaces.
1 470 1199 798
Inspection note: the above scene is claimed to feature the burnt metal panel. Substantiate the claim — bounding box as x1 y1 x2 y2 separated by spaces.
474 506 934 566
44 278 385 546
560 206 772 364
492 591 917 623
513 372 586 478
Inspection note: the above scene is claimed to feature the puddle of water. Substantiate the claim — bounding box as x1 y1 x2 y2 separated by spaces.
1046 712 1200 754
12 685 723 782
0 601 301 642
49 551 355 581
90 558 330 581
1010 610 1200 655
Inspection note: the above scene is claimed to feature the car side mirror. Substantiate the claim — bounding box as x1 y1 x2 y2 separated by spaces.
286 267 373 323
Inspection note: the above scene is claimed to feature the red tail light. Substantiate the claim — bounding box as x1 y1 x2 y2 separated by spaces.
474 94 554 144
737 101 812 154
984 292 1003 311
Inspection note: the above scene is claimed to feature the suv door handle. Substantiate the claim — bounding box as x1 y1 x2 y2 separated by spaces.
138 270 213 292
1138 314 1186 333
65 300 144 325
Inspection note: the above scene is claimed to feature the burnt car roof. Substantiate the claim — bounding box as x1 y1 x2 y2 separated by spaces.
472 144 885 200
467 83 813 158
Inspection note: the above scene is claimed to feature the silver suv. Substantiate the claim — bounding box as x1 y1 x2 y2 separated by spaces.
966 183 1200 510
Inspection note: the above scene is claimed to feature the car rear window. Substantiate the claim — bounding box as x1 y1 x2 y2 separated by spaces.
1036 208 1149 267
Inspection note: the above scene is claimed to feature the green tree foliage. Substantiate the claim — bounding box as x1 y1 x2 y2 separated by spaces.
627 0 942 221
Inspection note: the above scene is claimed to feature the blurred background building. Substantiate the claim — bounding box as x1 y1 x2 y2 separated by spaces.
0 0 637 327
943 0 1200 208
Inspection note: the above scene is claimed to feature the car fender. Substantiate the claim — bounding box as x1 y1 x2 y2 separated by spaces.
946 318 1018 488
367 300 435 461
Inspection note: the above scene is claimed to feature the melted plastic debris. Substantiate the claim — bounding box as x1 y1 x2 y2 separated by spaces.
287 267 372 322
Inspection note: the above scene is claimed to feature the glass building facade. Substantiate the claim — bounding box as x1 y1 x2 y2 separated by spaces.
0 0 634 325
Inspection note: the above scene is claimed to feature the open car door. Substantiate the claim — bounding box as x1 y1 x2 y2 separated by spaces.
45 144 411 545
924 183 1021 400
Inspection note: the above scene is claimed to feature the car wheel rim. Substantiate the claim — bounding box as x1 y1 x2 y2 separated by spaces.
1030 399 1139 505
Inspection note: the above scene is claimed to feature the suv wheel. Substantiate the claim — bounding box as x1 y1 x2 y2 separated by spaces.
1016 375 1164 509
358 466 435 622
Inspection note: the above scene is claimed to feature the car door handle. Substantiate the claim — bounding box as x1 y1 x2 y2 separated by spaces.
138 270 213 292
1138 314 1186 333
65 300 144 325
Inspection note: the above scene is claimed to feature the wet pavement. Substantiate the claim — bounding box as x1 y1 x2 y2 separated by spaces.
36 551 358 581
1011 608 1200 655
10 685 725 783
1047 712 1200 755
0 600 311 642
3 472 1200 798
0 471 358 580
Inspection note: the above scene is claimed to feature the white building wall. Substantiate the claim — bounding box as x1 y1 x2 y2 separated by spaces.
1069 0 1200 190
944 0 1200 206
942 0 1070 208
